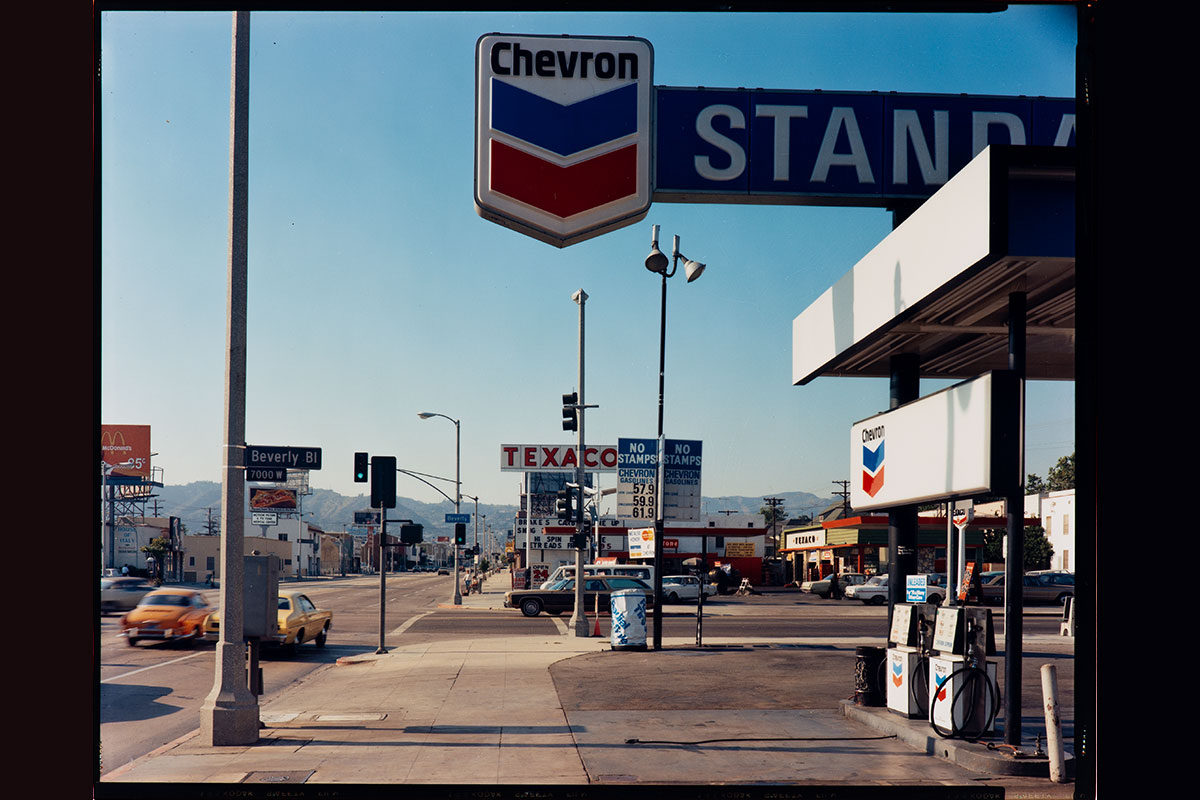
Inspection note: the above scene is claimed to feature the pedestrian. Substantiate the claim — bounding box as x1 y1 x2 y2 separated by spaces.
121 564 129 576
829 571 840 600
205 573 214 588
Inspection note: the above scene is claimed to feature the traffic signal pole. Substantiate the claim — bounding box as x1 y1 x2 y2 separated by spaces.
569 290 590 637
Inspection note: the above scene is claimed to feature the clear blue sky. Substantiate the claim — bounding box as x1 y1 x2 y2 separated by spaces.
99 7 1077 510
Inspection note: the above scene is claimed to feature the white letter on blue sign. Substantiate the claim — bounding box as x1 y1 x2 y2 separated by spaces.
812 107 874 184
1053 114 1076 146
971 112 1026 158
755 104 808 181
892 109 949 186
695 104 746 181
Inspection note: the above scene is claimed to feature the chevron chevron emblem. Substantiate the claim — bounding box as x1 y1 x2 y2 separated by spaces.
862 440 885 497
475 34 654 248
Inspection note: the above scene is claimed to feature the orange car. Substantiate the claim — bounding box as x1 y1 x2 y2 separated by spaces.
120 588 216 647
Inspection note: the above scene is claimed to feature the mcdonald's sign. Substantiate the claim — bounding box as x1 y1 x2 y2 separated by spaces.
100 425 151 478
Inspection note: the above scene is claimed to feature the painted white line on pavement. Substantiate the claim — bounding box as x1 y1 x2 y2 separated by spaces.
101 651 209 684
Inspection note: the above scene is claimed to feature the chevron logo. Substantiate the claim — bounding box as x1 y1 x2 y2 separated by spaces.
862 439 885 497
891 659 904 688
475 34 654 248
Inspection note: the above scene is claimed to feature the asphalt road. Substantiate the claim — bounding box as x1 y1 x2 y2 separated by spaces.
97 574 1073 777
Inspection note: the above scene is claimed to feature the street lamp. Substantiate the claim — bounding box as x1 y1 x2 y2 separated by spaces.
418 411 461 605
644 224 708 650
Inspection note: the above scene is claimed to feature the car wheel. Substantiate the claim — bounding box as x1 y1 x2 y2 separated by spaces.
667 592 679 603
1057 593 1072 606
929 594 944 606
870 596 886 605
126 636 139 647
520 598 543 617
316 625 328 647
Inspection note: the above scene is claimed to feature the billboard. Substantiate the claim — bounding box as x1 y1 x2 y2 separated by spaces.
249 487 299 510
475 34 654 247
100 425 151 477
849 371 1019 511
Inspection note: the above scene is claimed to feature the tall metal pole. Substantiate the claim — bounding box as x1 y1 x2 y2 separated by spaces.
570 289 590 637
1004 291 1027 746
453 419 462 605
376 510 387 654
652 265 667 650
200 10 258 746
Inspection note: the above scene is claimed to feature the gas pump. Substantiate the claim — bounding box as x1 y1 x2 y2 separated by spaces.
928 606 999 741
885 603 937 718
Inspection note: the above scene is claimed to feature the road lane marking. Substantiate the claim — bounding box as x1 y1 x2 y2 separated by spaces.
101 651 209 683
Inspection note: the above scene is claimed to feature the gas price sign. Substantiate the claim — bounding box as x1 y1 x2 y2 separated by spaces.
616 437 658 522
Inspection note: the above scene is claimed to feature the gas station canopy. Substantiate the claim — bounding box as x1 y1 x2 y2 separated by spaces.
792 145 1075 384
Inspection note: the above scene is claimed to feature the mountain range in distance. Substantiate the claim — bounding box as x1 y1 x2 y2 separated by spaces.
151 481 842 539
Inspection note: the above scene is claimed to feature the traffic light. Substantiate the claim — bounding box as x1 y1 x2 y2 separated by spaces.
562 392 578 432
371 455 397 508
555 488 574 522
454 523 467 546
570 532 587 550
354 452 369 482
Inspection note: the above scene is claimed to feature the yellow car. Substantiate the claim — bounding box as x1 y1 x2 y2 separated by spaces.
120 588 216 647
203 589 332 652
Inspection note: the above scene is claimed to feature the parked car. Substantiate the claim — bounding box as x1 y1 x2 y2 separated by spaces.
100 576 154 613
203 589 333 651
802 572 868 598
437 567 450 575
120 588 216 647
981 572 1074 606
661 575 716 602
844 574 888 605
504 576 656 617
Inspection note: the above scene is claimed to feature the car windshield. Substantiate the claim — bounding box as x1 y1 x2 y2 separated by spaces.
139 593 190 607
865 576 886 586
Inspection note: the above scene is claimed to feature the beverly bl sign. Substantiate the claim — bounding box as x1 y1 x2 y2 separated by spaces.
475 33 1074 246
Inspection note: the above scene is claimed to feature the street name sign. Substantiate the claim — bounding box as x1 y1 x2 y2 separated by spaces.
246 466 286 482
446 513 471 524
244 445 323 471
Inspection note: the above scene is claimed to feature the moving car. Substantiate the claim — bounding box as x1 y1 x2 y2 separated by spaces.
120 588 216 647
661 575 716 602
505 576 656 617
437 567 450 575
100 576 154 613
203 589 333 651
844 574 888 605
802 572 868 598
980 572 1074 606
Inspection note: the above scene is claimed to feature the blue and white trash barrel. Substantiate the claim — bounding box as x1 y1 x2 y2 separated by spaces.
609 589 647 650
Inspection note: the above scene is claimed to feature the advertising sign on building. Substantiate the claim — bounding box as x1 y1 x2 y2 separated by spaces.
500 443 619 472
475 34 654 247
849 371 1018 511
101 425 152 477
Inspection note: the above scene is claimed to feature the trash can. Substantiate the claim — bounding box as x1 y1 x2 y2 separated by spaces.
610 589 647 650
854 646 887 706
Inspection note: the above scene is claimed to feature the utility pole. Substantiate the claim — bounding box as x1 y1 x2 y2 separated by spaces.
763 496 785 558
832 480 850 517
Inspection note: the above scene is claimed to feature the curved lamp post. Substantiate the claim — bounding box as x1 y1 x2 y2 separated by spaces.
644 224 707 650
418 411 462 606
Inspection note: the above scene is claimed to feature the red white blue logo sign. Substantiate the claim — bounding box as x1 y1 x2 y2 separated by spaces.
475 34 654 248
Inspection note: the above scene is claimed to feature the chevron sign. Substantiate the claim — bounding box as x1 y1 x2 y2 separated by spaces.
475 34 654 247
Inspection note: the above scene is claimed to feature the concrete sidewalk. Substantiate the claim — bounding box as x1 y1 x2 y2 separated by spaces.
98 575 1077 794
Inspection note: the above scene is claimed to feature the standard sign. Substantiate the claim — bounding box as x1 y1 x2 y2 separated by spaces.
475 34 654 247
251 511 278 526
849 371 1017 511
654 88 1074 204
244 445 322 471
